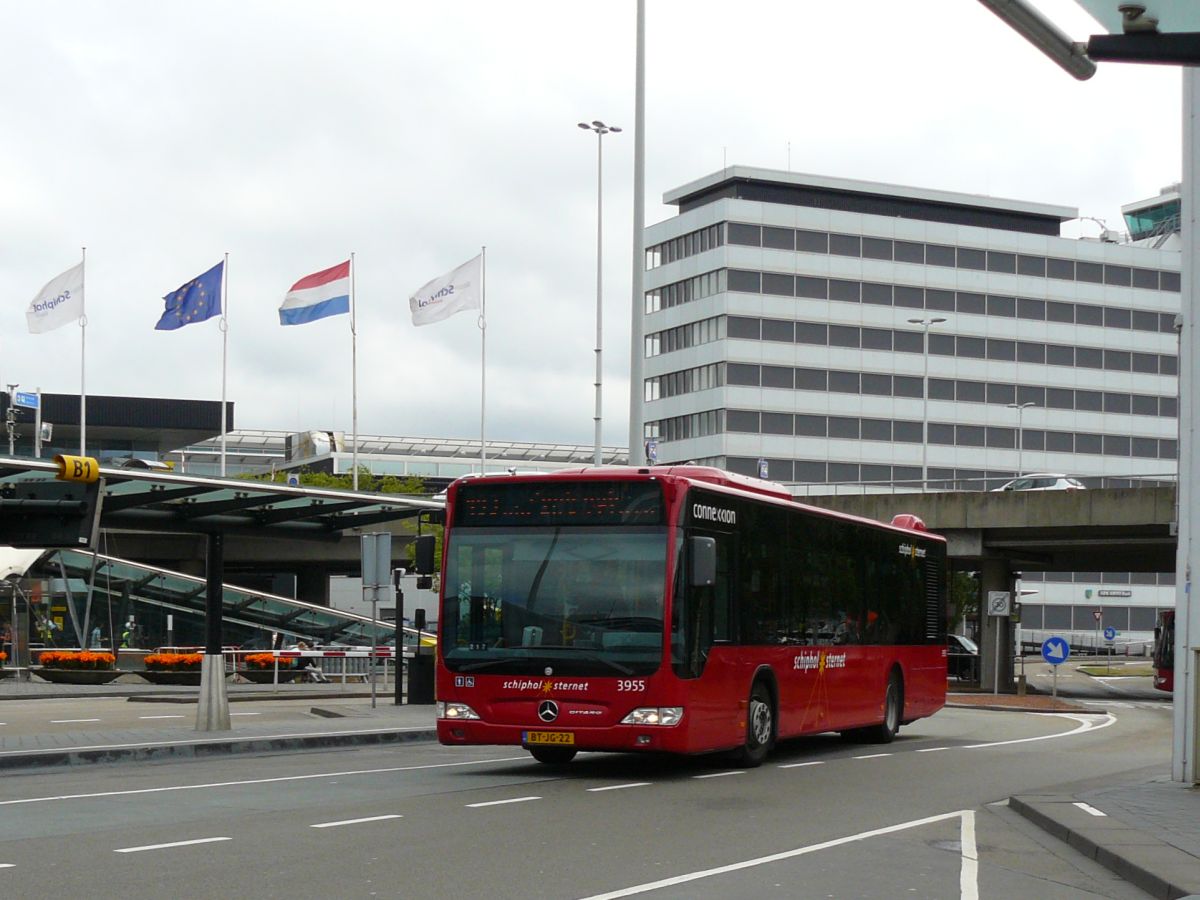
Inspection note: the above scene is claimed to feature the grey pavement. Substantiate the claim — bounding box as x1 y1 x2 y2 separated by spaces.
2 679 1196 899
0 677 438 770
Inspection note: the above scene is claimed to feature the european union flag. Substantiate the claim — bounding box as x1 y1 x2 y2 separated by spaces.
156 261 224 330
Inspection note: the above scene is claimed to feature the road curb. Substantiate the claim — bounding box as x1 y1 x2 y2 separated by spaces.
0 727 439 772
1010 795 1200 900
945 701 1101 715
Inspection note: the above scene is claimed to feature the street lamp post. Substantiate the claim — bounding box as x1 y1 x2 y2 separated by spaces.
578 119 622 466
907 318 946 488
1007 401 1036 477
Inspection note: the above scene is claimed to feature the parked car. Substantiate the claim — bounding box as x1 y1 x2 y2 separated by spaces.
947 633 979 680
991 473 1086 492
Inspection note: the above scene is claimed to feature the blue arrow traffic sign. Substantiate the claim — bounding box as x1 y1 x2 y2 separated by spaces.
1103 626 1117 642
1041 636 1070 665
12 391 38 409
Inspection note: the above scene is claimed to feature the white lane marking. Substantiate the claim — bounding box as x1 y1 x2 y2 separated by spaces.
693 771 744 779
0 754 529 807
139 715 186 720
115 836 231 853
311 814 402 828
960 809 979 900
587 783 651 792
964 713 1116 749
0 724 435 761
777 761 824 769
230 712 261 716
50 718 101 724
0 863 13 869
853 753 891 760
1073 802 1107 817
916 747 952 753
466 796 541 808
577 810 971 899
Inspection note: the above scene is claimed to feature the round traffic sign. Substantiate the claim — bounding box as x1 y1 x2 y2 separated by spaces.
1103 626 1117 642
1041 636 1070 666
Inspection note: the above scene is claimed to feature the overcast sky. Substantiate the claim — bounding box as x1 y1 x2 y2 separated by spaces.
0 1 1181 451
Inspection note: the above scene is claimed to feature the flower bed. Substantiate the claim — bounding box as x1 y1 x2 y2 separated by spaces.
243 652 296 670
144 652 203 671
37 650 116 670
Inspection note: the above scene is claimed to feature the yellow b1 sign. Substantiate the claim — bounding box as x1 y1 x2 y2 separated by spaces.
54 454 100 483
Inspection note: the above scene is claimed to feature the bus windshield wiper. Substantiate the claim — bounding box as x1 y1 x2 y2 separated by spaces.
532 647 635 675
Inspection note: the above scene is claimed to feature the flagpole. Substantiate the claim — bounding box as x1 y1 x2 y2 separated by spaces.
350 251 359 491
79 246 87 455
479 246 487 474
220 252 229 477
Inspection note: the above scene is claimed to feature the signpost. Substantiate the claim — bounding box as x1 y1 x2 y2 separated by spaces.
360 533 391 709
1104 625 1118 671
1041 636 1071 699
987 591 1011 694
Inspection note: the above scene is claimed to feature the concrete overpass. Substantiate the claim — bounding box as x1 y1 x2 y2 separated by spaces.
802 486 1177 573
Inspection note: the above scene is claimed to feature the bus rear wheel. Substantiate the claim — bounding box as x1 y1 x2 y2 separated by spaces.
529 746 577 765
733 681 775 767
866 671 903 744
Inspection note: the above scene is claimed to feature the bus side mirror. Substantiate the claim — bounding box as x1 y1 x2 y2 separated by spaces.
690 536 716 587
414 534 436 575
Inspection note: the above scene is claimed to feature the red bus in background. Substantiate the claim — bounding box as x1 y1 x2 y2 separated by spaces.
1153 610 1175 693
435 466 948 766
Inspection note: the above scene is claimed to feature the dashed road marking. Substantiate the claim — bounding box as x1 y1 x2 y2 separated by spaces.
777 761 824 769
50 718 101 724
139 715 187 720
466 796 541 808
587 783 651 792
853 753 892 760
311 814 402 828
115 837 231 853
693 771 744 779
1073 802 1107 817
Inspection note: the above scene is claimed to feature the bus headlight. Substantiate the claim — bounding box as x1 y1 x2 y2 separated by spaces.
620 707 683 726
437 701 480 720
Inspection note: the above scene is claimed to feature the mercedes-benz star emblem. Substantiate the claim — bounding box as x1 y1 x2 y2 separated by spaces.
538 700 559 723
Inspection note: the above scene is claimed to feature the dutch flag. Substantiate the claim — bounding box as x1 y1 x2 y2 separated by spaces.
279 260 351 326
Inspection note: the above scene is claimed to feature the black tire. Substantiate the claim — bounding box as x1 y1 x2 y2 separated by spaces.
866 671 903 744
529 746 577 765
732 680 775 767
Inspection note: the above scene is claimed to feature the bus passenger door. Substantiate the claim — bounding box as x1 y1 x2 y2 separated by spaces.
673 530 738 751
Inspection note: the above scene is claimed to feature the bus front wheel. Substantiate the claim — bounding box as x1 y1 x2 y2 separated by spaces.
733 681 775 767
529 746 577 765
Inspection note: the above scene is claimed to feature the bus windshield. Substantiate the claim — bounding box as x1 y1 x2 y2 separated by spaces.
441 527 668 676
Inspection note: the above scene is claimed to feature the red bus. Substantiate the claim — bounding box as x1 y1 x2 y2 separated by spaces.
1152 610 1174 693
435 466 948 766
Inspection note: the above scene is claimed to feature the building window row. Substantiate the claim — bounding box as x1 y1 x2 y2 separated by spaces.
645 269 726 313
722 361 1177 418
727 313 1178 376
1024 570 1174 586
1020 604 1168 633
726 269 1179 334
644 363 725 402
718 222 1180 292
645 223 725 269
644 408 724 443
645 315 724 358
722 408 1176 460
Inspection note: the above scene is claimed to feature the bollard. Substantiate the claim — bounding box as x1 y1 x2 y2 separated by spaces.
1016 674 1027 696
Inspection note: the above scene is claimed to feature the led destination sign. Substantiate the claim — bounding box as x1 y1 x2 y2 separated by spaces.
454 481 664 527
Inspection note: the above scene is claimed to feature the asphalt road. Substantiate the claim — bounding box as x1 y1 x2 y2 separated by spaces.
0 702 1171 899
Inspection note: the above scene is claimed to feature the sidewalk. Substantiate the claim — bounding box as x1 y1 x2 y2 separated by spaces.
0 679 439 771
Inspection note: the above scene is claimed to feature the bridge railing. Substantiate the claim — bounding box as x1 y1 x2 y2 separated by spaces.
785 471 1177 498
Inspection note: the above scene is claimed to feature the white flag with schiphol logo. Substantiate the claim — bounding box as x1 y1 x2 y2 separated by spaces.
26 262 85 333
408 254 482 326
